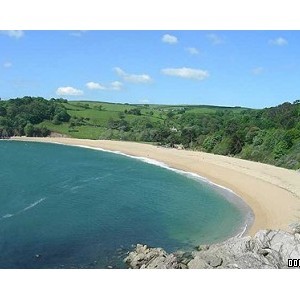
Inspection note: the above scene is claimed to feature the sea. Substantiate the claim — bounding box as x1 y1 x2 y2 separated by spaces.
0 141 253 268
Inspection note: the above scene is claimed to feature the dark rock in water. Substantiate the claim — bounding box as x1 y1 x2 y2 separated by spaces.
124 225 300 269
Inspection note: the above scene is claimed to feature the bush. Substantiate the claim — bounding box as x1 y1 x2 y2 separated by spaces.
202 134 222 152
213 137 232 155
273 141 289 159
52 115 62 125
24 123 34 137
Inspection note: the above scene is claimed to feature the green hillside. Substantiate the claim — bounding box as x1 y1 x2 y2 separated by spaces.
1 97 299 170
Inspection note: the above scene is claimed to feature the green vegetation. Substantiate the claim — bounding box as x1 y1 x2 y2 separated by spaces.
1 97 299 170
0 96 70 137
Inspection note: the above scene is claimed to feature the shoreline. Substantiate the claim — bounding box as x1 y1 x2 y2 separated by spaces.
62 142 255 239
7 136 300 236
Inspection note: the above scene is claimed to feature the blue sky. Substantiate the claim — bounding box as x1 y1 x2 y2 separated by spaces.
1 30 300 108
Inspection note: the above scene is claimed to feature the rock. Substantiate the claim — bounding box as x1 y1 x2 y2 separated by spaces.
225 263 239 269
145 254 178 269
291 223 300 234
174 250 185 257
181 258 191 265
257 248 271 256
233 255 273 269
124 244 180 269
207 256 223 267
187 257 210 269
175 251 193 265
124 227 300 269
135 244 149 254
178 263 188 269
135 253 146 262
196 245 210 251
253 229 300 266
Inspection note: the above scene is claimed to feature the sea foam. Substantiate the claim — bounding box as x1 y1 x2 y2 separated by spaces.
1 197 47 220
22 197 46 212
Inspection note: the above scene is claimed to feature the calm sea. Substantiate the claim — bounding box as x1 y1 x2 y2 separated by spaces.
0 141 249 268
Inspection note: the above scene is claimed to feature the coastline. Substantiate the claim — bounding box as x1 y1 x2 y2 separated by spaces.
70 143 255 239
8 136 300 236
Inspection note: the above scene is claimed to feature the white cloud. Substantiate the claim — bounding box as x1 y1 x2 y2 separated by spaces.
111 81 123 90
114 67 152 83
185 47 199 55
162 34 178 44
114 67 125 76
86 81 123 91
56 86 83 96
269 37 288 46
3 62 12 68
207 33 223 45
0 30 24 39
86 82 106 90
161 67 209 80
252 67 264 75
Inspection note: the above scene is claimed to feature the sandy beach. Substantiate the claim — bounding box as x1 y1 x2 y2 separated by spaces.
10 136 300 236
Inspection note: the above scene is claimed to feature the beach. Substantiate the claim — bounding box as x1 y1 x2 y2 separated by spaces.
10 136 300 236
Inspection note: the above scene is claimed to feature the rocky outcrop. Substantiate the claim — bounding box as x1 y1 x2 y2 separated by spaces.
124 244 181 269
124 226 300 269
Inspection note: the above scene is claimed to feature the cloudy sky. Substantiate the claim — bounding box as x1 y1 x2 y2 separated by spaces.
1 30 300 108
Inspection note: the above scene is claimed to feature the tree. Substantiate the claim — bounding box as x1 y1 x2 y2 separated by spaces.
127 108 141 115
166 111 175 118
40 126 50 137
181 126 198 147
228 134 244 155
24 123 34 137
53 109 71 124
0 106 6 116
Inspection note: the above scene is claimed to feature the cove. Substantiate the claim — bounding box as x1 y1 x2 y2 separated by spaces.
0 141 251 268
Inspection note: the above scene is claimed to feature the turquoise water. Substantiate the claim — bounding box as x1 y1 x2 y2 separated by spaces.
0 141 247 268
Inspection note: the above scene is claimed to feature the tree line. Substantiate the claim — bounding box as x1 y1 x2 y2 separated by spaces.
0 96 70 138
101 101 300 169
0 96 299 169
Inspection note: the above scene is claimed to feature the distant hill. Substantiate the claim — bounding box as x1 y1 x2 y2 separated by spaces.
1 97 299 170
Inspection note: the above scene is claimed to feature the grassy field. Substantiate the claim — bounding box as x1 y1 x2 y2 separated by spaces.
39 101 166 139
45 100 237 139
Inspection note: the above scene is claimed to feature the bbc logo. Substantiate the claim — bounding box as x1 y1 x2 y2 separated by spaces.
288 259 300 267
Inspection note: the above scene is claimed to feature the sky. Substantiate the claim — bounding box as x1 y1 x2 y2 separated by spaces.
1 30 300 108
0 0 299 296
